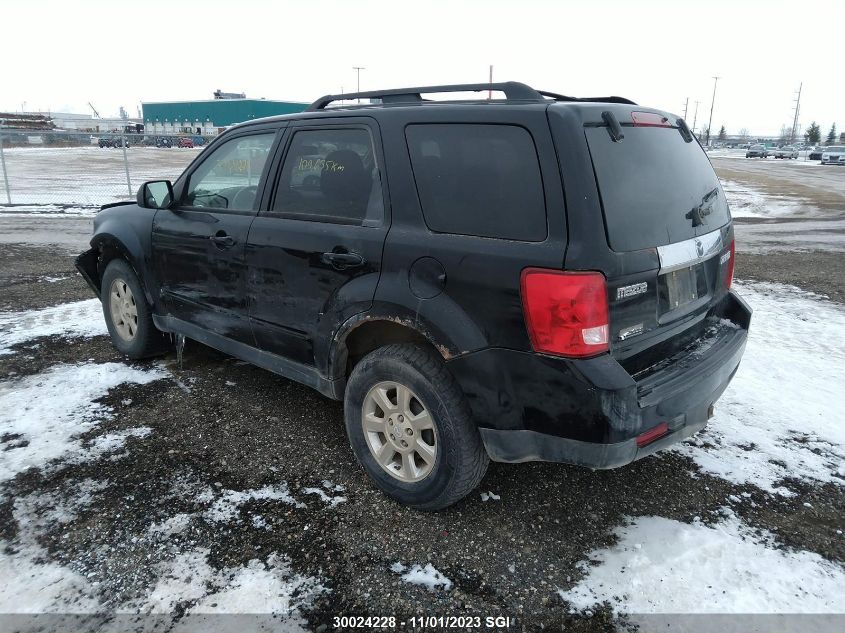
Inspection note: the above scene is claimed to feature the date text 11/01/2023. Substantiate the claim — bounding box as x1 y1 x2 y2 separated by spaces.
332 615 515 629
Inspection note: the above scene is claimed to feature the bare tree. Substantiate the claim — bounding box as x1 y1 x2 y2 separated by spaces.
778 125 793 146
738 128 750 142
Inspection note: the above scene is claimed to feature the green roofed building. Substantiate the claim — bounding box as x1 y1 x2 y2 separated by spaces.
142 95 307 136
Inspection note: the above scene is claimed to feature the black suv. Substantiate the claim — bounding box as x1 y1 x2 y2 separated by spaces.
76 82 751 510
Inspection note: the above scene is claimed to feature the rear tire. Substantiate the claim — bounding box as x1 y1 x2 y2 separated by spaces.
101 259 169 359
344 344 489 510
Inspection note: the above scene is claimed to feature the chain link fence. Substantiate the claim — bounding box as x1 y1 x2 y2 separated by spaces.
0 130 208 211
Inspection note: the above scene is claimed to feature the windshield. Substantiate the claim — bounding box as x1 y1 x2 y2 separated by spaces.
751 144 764 149
585 125 731 252
825 146 845 153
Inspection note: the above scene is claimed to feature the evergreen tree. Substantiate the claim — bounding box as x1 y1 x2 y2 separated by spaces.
718 125 727 141
805 122 821 144
827 123 837 144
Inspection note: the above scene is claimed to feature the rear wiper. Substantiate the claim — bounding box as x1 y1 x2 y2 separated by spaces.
686 187 718 227
601 111 624 142
677 118 694 143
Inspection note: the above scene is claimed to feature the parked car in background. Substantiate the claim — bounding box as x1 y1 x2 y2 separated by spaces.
808 147 824 160
191 135 207 146
97 138 112 148
76 81 750 509
745 144 768 158
775 146 799 159
178 137 194 148
155 137 173 148
821 146 845 165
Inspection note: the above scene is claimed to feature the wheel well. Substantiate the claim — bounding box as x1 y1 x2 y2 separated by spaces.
341 320 439 377
95 238 129 282
93 239 150 304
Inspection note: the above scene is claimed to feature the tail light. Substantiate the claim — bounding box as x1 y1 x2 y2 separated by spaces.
724 239 736 289
631 111 672 127
520 269 609 358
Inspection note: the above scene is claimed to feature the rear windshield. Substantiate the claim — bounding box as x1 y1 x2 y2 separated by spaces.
586 125 730 252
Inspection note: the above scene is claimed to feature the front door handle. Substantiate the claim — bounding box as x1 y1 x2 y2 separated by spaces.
321 250 365 269
210 232 235 249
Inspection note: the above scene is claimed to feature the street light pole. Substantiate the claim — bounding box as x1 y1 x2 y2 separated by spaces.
706 76 720 146
352 67 365 103
692 101 700 136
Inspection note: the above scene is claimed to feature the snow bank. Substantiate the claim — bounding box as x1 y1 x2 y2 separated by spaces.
0 362 167 481
678 282 845 492
559 514 845 613
0 299 106 354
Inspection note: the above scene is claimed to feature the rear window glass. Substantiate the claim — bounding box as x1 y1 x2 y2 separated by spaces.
586 125 730 252
406 124 547 241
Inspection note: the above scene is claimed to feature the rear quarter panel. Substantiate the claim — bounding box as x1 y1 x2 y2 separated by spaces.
371 105 569 357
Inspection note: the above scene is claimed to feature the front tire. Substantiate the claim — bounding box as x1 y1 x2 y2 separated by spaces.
101 259 168 359
344 344 489 510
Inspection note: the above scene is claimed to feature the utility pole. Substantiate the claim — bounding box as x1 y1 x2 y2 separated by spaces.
488 65 493 100
706 76 720 146
0 127 11 204
692 101 700 135
683 97 689 121
352 67 365 103
790 82 803 144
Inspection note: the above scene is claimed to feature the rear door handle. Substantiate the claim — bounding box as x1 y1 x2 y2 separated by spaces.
210 233 235 249
321 251 365 269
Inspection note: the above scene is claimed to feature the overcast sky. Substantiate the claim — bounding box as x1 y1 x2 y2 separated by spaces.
2 0 842 137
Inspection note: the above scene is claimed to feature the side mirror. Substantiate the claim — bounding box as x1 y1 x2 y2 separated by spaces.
137 180 174 209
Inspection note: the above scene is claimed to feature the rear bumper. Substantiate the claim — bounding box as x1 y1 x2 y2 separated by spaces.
448 290 751 468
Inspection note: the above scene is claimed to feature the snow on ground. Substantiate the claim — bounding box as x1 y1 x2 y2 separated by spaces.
721 179 808 218
0 146 199 206
0 204 99 217
0 362 167 481
204 484 304 521
677 282 845 493
141 549 323 619
3 480 324 625
302 480 347 507
0 299 106 354
390 562 453 592
559 512 845 614
2 484 110 613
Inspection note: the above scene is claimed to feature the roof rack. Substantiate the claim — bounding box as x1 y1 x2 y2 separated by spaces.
307 81 544 111
306 82 636 111
537 90 637 105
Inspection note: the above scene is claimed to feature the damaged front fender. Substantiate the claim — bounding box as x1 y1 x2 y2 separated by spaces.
75 248 101 298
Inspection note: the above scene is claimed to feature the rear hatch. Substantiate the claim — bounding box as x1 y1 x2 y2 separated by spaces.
573 106 735 370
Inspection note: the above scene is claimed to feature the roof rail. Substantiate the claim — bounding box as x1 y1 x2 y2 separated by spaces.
307 81 544 111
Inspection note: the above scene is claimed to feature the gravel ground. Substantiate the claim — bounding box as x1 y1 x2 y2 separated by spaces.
1 305 842 631
0 155 843 631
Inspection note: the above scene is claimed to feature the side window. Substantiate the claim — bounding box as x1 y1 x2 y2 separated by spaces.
183 133 275 211
270 128 383 225
405 124 547 241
